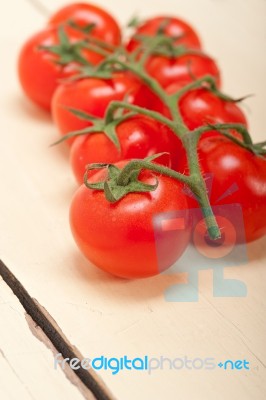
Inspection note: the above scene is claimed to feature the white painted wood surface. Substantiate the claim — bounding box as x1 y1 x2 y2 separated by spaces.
0 278 86 400
1 0 266 399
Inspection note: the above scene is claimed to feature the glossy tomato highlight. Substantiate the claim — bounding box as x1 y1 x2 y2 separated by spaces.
48 2 121 46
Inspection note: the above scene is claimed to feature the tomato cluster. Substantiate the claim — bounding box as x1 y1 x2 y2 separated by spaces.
18 3 266 279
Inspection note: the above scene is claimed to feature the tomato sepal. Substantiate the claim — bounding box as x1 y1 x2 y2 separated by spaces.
51 107 138 148
38 26 92 66
83 155 167 202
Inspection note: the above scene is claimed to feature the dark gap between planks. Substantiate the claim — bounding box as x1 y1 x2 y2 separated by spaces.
0 259 112 400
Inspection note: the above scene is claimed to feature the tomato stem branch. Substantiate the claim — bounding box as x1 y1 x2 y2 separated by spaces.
115 160 221 239
116 160 190 186
192 123 253 145
100 56 185 127
84 43 110 57
70 42 256 241
83 51 225 239
105 101 175 130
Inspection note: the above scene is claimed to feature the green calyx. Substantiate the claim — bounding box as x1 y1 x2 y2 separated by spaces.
128 16 198 61
66 19 117 53
66 65 114 81
67 19 96 35
38 26 91 66
65 54 127 81
129 33 201 64
51 107 138 150
84 154 165 202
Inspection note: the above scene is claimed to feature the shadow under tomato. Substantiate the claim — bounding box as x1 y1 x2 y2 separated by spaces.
70 250 188 303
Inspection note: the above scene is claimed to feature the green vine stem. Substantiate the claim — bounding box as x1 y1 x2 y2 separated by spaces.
116 160 190 186
98 57 177 118
105 101 176 130
97 57 243 133
39 26 92 66
84 158 221 239
192 123 253 146
84 43 110 58
67 19 118 52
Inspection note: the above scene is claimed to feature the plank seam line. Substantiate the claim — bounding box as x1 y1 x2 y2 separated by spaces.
0 259 113 400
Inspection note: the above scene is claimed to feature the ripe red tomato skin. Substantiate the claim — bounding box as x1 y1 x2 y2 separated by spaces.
51 73 153 145
177 87 248 130
70 161 191 278
18 27 103 111
127 16 201 51
70 116 172 184
162 87 248 172
145 53 221 90
181 136 266 243
48 2 121 45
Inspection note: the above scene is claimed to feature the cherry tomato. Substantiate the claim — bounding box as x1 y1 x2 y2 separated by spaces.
177 87 247 130
145 53 220 89
70 115 172 183
18 27 103 110
182 135 266 243
166 86 248 171
127 16 201 52
70 161 191 278
48 2 121 46
51 72 152 145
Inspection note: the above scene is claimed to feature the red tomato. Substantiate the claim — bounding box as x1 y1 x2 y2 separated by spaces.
48 2 121 45
51 72 153 145
177 87 247 130
18 27 103 110
145 53 220 89
166 86 248 171
70 161 191 278
127 16 201 52
70 115 172 183
182 135 266 243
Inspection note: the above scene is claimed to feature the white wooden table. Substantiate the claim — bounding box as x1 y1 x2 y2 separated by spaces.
0 0 266 399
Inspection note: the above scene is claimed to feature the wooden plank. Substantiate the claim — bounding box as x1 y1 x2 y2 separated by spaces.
1 0 266 399
0 261 116 400
0 277 87 400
